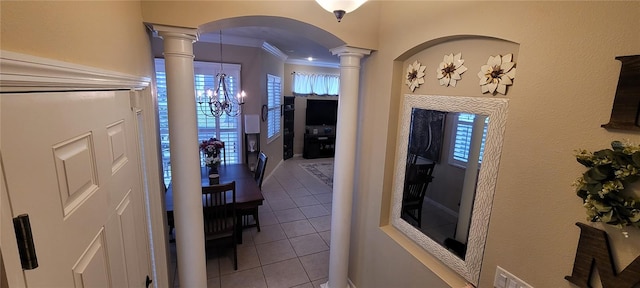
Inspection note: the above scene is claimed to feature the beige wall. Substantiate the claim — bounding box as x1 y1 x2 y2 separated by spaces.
358 1 639 288
140 1 380 51
0 1 153 77
260 49 286 173
2 1 639 288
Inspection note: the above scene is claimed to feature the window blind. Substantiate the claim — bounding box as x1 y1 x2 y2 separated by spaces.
267 74 282 140
451 113 487 166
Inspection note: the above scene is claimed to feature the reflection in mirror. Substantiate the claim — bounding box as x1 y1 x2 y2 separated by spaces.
391 95 508 286
400 109 488 260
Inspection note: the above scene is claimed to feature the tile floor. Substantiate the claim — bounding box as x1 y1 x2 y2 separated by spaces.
169 156 334 288
418 200 458 245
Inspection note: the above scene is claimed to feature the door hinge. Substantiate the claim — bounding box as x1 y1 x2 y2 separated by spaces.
13 214 38 270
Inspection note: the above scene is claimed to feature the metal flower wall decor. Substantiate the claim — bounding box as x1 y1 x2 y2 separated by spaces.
406 60 426 92
477 53 516 95
437 53 467 87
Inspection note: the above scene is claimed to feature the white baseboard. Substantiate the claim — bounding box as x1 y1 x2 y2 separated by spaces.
263 159 284 183
319 279 356 288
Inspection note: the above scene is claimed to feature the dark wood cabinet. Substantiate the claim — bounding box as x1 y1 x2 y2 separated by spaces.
303 125 336 159
283 97 294 160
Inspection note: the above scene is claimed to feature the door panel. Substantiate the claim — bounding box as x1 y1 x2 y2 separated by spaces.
2 91 149 286
72 228 111 288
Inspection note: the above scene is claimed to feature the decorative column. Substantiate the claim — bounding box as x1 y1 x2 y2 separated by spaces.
323 46 371 288
151 24 207 287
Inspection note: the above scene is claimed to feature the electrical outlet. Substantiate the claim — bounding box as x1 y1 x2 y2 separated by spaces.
494 266 533 288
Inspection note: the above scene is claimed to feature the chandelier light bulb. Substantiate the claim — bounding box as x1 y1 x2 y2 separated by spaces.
196 30 245 118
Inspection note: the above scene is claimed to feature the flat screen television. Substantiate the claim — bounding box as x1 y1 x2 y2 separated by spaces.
306 99 338 126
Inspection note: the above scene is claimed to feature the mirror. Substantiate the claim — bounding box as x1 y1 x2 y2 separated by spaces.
391 94 508 285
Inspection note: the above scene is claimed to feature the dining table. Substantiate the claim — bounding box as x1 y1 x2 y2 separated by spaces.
165 164 264 244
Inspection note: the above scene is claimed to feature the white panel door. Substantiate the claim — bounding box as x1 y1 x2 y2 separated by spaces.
2 91 151 287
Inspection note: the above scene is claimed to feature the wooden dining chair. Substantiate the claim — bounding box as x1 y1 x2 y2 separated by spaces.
240 152 268 232
254 152 268 189
202 181 237 270
401 162 435 228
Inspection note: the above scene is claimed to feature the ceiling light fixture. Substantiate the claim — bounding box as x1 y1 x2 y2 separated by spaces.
197 30 246 117
315 0 368 22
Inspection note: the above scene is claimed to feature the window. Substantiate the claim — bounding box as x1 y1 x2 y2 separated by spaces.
449 113 488 168
292 72 340 96
267 74 281 141
155 58 242 186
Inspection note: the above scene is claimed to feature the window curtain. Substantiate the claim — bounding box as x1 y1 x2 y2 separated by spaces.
292 72 340 96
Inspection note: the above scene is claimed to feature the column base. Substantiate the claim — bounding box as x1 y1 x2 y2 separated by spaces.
320 279 356 288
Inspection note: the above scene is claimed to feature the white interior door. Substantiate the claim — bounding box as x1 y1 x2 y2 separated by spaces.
2 91 151 287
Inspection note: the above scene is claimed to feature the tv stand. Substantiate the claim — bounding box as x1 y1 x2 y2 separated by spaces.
303 125 336 159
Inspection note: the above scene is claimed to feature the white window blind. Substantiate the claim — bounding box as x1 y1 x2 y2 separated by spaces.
292 72 340 96
155 58 242 186
449 113 488 167
267 74 281 141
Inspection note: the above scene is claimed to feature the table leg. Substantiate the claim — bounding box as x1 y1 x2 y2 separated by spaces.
236 214 243 244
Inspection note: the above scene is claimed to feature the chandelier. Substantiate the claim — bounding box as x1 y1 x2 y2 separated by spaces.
196 30 246 117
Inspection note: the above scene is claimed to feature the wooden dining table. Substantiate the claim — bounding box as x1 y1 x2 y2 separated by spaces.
165 164 264 243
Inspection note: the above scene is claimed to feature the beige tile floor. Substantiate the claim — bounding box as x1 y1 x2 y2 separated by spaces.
169 156 334 288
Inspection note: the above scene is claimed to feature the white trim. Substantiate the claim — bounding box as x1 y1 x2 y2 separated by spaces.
329 45 373 57
263 159 284 184
198 32 262 47
261 42 288 61
286 58 340 69
0 50 150 92
148 23 199 40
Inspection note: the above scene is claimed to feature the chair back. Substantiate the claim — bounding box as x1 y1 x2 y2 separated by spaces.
403 163 435 203
202 181 236 239
254 152 268 189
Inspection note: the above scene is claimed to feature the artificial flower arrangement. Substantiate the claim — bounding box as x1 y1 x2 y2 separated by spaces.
200 138 224 168
573 140 640 228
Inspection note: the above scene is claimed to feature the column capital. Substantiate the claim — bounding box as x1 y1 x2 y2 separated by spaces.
148 23 199 42
330 45 372 58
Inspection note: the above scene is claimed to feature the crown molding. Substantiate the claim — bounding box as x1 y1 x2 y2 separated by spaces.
261 42 288 61
285 58 340 69
0 50 150 93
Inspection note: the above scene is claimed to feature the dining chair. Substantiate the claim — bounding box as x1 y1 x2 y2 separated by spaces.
240 152 268 232
401 162 435 228
202 181 237 270
254 152 268 189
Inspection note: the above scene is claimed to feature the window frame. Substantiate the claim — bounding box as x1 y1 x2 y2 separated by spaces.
266 74 282 142
155 58 243 186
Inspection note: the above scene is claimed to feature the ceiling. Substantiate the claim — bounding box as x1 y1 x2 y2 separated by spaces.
199 26 341 68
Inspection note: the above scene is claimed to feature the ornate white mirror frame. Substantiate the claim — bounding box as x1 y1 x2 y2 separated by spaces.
391 94 508 285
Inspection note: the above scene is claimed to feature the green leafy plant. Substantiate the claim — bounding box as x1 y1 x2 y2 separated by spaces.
573 141 640 228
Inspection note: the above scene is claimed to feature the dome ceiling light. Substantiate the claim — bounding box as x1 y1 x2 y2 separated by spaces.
315 0 368 22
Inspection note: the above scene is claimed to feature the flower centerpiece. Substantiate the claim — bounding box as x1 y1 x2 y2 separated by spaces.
573 141 640 228
200 137 224 174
